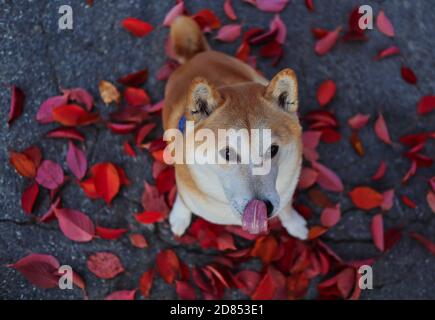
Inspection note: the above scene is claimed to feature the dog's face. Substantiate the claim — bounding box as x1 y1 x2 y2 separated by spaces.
185 69 302 220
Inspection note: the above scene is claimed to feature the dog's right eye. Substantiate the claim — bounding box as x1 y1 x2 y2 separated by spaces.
220 147 238 163
224 147 231 161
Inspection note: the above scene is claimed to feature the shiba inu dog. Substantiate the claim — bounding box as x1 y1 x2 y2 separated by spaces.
163 16 308 240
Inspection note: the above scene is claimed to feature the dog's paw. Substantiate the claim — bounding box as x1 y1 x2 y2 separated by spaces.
280 209 308 240
169 213 191 237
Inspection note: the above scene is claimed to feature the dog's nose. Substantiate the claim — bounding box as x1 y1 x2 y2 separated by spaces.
264 200 274 217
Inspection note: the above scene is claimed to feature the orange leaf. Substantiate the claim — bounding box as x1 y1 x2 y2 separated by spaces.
9 151 36 178
251 235 278 264
349 186 384 210
93 163 120 204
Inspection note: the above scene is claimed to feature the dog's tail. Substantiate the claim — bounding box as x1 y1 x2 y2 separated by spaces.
170 16 209 64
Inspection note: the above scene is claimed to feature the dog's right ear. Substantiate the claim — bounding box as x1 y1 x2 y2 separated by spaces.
187 77 221 121
265 68 298 113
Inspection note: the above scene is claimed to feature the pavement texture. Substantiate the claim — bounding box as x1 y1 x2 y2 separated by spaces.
0 0 434 300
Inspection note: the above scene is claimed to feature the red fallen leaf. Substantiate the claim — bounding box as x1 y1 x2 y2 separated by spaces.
376 10 395 37
252 266 285 300
117 69 148 87
305 0 314 11
124 87 150 107
427 191 435 213
21 182 39 214
251 235 278 264
287 273 310 300
7 85 25 127
250 0 289 13
401 195 417 209
66 141 87 180
372 161 387 181
136 123 156 146
308 189 335 208
141 182 169 214
215 24 241 42
348 113 370 130
349 186 384 210
8 253 60 288
107 122 137 135
297 167 318 189
374 113 392 145
139 269 154 298
381 189 394 211
157 60 180 81
105 289 136 300
87 252 124 279
402 160 417 184
193 9 221 30
384 227 403 251
62 87 94 111
122 17 153 37
52 104 99 127
375 45 400 61
224 0 237 20
155 166 175 194
235 270 261 296
260 41 282 60
80 177 99 199
343 7 368 42
113 164 130 186
163 1 184 27
39 198 61 223
320 204 341 228
270 14 286 44
36 160 64 190
22 146 42 168
302 131 322 161
55 208 95 242
135 211 166 224
417 96 435 116
9 151 37 178
311 27 329 39
93 162 120 204
315 27 341 56
37 95 68 124
409 232 435 255
46 127 85 141
175 281 196 300
235 41 250 62
129 233 148 248
371 214 384 252
401 66 417 85
123 141 137 157
216 233 236 251
144 100 164 113
156 249 180 284
311 161 344 192
95 226 128 240
317 80 336 107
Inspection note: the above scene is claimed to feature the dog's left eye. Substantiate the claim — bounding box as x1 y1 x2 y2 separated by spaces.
270 145 279 158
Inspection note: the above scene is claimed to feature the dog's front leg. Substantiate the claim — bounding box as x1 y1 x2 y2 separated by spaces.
169 195 192 236
278 202 308 240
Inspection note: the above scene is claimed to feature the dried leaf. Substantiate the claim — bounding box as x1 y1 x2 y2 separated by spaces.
374 113 392 145
409 232 435 255
46 127 85 141
124 87 150 107
375 46 400 61
105 289 136 300
163 1 184 27
417 96 435 116
427 191 435 213
315 27 341 56
372 161 387 181
93 162 121 204
117 69 148 87
224 0 237 20
311 161 344 192
139 269 154 298
320 204 341 228
156 249 180 284
37 95 68 124
21 182 39 214
95 226 128 240
129 233 148 248
215 24 241 42
175 281 196 300
99 80 121 105
348 113 370 130
9 151 37 178
62 88 94 110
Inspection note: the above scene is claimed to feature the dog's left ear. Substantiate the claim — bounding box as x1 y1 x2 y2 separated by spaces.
187 77 222 121
265 68 298 113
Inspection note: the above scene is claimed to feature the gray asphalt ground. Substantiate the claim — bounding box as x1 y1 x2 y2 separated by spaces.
0 0 434 299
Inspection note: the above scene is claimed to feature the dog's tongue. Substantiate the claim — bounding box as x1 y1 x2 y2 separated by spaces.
242 200 268 234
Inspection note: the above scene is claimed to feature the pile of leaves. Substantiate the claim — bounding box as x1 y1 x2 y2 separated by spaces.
6 0 435 300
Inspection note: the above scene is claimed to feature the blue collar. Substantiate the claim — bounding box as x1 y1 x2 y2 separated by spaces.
178 115 186 133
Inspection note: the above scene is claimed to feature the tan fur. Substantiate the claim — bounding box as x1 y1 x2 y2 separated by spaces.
163 16 306 238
